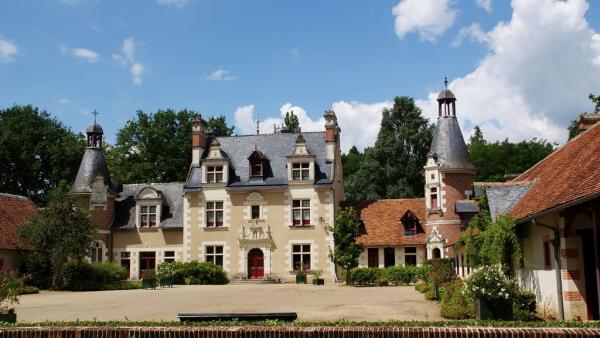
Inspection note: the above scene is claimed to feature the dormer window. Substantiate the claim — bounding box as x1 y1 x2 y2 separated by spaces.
140 206 157 227
248 149 266 177
206 165 224 183
292 163 310 181
401 210 423 236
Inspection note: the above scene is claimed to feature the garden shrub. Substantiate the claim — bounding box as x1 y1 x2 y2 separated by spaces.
414 282 429 293
513 290 537 321
426 258 456 288
61 261 127 291
347 267 378 286
0 270 24 313
155 261 227 285
383 265 429 285
440 279 475 319
24 252 52 289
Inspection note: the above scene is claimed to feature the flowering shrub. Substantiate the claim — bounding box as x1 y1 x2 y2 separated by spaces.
465 266 517 301
0 270 25 313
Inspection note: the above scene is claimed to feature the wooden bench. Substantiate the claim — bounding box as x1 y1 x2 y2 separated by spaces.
177 312 298 322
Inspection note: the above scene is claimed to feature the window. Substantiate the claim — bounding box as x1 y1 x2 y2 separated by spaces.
384 247 395 267
120 252 130 278
251 205 261 220
249 157 263 176
205 245 224 266
543 239 551 269
431 173 435 180
292 162 310 181
401 211 422 236
368 248 379 267
206 201 224 227
139 251 156 277
164 251 175 263
430 187 438 209
292 200 310 226
91 241 103 262
206 165 224 183
404 247 417 266
140 205 157 227
292 244 311 271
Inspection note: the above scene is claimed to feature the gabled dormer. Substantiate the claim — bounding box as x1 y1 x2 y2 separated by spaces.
135 186 164 228
287 134 316 183
202 138 229 185
248 147 267 179
400 210 424 236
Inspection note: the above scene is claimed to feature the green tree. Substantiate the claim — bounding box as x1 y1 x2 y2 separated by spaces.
468 126 554 181
341 146 365 179
0 105 85 206
589 93 600 113
344 97 434 201
19 195 97 289
106 109 195 183
284 110 301 133
207 115 235 136
329 207 363 284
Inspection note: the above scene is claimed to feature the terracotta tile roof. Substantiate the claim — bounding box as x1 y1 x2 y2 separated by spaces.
0 193 37 250
346 198 426 247
509 122 600 221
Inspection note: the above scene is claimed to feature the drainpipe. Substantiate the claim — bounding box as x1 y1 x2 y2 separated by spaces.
532 219 565 320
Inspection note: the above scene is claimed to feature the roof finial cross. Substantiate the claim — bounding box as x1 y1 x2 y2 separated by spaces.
256 113 260 135
92 110 99 124
444 77 448 89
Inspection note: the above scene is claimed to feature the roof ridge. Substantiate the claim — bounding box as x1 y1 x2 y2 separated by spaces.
0 193 33 201
224 131 325 138
122 182 184 186
515 121 600 180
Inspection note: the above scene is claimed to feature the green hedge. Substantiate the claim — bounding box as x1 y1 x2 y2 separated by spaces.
61 261 129 291
156 261 228 285
346 265 429 286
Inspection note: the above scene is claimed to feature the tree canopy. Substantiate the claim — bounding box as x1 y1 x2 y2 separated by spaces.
0 105 85 206
19 195 97 289
469 126 554 182
106 109 235 184
343 97 434 201
329 207 363 283
284 110 301 133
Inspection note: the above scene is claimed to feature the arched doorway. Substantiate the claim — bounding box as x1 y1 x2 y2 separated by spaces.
432 248 441 259
248 248 264 279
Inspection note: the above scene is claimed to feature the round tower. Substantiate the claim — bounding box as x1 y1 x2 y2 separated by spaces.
424 78 477 259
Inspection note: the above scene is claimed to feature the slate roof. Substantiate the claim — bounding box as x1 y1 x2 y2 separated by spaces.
509 122 600 222
112 183 184 229
71 148 115 194
185 132 332 190
0 193 37 250
474 182 533 221
347 199 427 247
455 200 480 213
429 116 476 172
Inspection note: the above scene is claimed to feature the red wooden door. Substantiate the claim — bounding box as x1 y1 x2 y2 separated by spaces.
248 248 264 279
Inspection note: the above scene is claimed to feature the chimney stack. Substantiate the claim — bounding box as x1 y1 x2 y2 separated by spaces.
191 115 208 166
324 110 339 162
578 113 600 133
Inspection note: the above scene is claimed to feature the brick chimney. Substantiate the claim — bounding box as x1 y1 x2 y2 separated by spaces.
578 113 600 133
323 110 339 162
191 115 208 166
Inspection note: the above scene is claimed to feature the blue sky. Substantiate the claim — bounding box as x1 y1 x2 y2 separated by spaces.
1 0 600 152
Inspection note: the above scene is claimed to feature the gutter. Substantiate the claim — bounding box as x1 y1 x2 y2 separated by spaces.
516 190 600 225
531 219 565 320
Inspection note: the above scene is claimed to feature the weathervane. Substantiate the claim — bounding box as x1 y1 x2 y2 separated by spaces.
444 77 448 89
92 110 99 124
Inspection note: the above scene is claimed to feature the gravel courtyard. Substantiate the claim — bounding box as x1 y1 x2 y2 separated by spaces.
16 284 442 322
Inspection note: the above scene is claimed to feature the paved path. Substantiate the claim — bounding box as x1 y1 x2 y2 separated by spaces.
16 284 442 322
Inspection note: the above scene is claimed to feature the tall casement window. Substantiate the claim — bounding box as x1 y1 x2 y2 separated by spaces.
206 201 224 227
164 251 175 263
139 251 156 278
206 165 224 183
368 248 379 267
292 163 310 180
251 205 261 220
205 245 224 266
404 247 417 266
543 239 551 270
140 205 157 227
430 187 438 209
249 152 264 177
91 241 103 263
120 252 131 278
292 199 310 226
292 244 311 271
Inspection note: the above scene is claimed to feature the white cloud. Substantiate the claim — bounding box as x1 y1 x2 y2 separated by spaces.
157 0 188 8
58 45 99 63
0 37 18 63
417 0 600 144
58 98 70 104
452 23 490 47
475 0 492 12
290 47 300 56
233 101 392 152
392 0 457 41
206 69 236 81
113 38 145 86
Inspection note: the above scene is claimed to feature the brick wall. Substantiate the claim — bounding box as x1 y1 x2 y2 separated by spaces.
1 327 599 338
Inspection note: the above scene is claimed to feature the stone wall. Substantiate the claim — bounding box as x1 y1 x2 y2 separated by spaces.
1 326 599 338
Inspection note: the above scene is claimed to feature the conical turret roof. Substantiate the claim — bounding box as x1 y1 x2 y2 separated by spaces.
71 148 115 194
429 116 476 172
